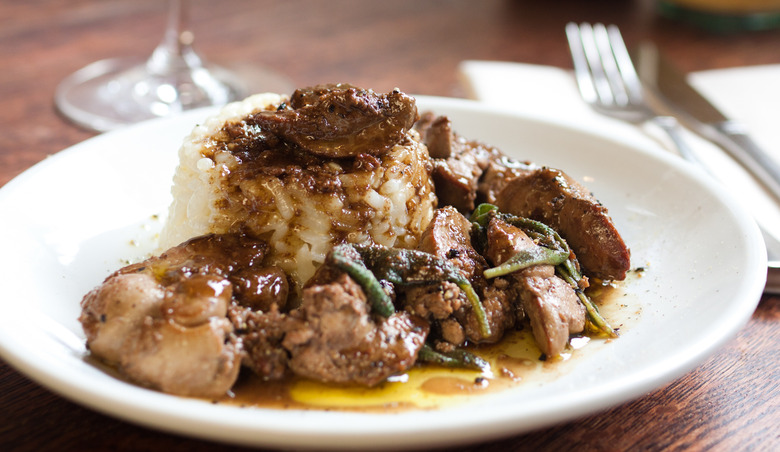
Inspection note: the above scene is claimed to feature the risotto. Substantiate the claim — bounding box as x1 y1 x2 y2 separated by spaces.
159 91 437 291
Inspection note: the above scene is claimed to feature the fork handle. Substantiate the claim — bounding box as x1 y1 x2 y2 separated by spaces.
650 115 702 167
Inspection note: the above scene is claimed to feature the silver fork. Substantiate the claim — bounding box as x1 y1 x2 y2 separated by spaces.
565 22 700 165
567 22 780 292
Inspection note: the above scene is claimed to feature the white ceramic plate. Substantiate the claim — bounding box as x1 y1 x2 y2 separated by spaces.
0 96 766 450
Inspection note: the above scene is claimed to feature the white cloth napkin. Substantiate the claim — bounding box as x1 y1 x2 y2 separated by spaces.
458 60 780 250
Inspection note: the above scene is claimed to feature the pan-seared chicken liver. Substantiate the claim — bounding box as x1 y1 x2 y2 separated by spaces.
408 206 519 346
493 165 630 281
418 112 629 282
246 83 418 158
80 264 241 397
415 113 501 213
283 273 428 386
485 217 585 357
80 91 630 397
79 233 284 397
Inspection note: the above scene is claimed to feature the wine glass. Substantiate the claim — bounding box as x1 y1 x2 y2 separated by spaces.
55 0 290 132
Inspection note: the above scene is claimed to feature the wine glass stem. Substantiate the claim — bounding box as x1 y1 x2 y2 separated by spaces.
147 0 202 76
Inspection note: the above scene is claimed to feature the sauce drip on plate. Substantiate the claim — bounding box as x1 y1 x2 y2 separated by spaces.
215 279 640 412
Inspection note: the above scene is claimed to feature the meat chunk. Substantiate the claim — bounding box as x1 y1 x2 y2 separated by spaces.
521 271 585 358
477 157 533 205
457 282 517 344
415 112 454 159
80 271 240 397
409 206 517 345
283 274 429 386
415 205 483 278
416 113 629 281
432 155 482 213
231 266 289 312
485 217 585 357
438 318 466 346
407 207 479 326
415 113 501 213
404 280 463 320
145 232 268 282
147 233 290 310
79 233 284 397
246 83 418 158
493 165 630 281
230 305 290 380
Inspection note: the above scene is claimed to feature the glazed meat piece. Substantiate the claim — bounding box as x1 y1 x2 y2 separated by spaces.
147 232 268 279
415 112 453 158
485 217 585 357
283 273 429 386
231 266 289 312
415 113 501 213
148 233 289 310
80 270 241 397
492 165 631 281
415 205 484 279
476 157 533 205
144 233 287 303
521 270 586 358
246 83 418 158
408 206 518 345
79 233 286 397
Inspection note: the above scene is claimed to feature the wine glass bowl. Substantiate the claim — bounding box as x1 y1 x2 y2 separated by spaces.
55 56 247 132
56 0 287 132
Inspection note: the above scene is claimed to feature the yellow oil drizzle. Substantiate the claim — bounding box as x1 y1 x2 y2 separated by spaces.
221 278 641 412
289 365 485 410
282 328 554 411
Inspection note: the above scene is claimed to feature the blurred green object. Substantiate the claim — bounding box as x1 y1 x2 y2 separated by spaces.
658 0 780 31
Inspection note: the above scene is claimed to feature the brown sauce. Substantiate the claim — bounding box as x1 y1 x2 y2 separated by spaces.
214 278 641 413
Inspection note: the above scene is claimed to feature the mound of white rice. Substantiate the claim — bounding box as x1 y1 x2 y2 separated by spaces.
159 93 437 291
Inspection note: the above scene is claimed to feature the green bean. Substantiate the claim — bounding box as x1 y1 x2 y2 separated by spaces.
330 244 395 317
354 244 492 339
457 280 491 339
470 203 499 227
557 268 618 338
503 215 569 253
417 344 488 370
484 246 570 279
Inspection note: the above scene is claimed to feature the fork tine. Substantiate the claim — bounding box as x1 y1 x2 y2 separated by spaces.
592 23 629 107
565 22 599 105
605 24 643 103
577 23 615 105
565 22 702 171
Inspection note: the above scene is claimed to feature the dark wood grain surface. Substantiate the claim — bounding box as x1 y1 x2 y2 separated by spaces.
1 0 778 450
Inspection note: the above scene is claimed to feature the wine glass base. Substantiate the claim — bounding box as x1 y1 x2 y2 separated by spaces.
56 57 294 133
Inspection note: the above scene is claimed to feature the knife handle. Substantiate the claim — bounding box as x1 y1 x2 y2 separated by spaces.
712 121 780 203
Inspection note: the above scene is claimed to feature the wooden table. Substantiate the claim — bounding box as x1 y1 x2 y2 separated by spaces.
1 0 778 450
